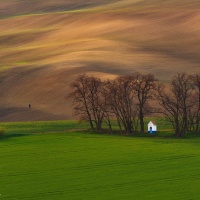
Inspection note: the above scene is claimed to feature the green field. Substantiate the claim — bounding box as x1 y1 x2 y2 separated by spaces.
1 121 200 199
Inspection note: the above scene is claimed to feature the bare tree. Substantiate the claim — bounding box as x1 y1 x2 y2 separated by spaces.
188 74 200 132
156 73 194 137
173 73 194 133
68 74 105 131
97 80 114 133
128 73 157 133
68 74 94 129
87 76 106 131
156 83 182 137
106 75 137 135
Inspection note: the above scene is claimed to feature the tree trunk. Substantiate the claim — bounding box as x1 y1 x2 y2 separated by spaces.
89 120 94 130
139 110 144 133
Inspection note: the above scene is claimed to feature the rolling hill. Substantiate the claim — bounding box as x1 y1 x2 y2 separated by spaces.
0 0 200 121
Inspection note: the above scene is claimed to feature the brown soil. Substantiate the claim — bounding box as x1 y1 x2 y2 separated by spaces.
0 0 199 121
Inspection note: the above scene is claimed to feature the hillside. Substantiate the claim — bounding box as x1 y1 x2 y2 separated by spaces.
0 0 200 121
0 0 119 18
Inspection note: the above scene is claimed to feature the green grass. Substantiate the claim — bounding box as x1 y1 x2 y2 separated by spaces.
0 120 89 135
1 120 200 199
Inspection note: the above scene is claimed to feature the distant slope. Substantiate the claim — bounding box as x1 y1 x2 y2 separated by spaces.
0 0 200 121
0 0 119 18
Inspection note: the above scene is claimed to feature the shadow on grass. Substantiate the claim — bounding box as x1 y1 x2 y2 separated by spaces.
0 133 31 140
80 129 194 139
183 132 200 139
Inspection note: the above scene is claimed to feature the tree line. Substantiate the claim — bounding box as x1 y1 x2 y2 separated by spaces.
68 72 200 138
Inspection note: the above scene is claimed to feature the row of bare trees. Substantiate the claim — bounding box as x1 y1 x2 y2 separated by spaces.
156 73 200 137
68 72 200 137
